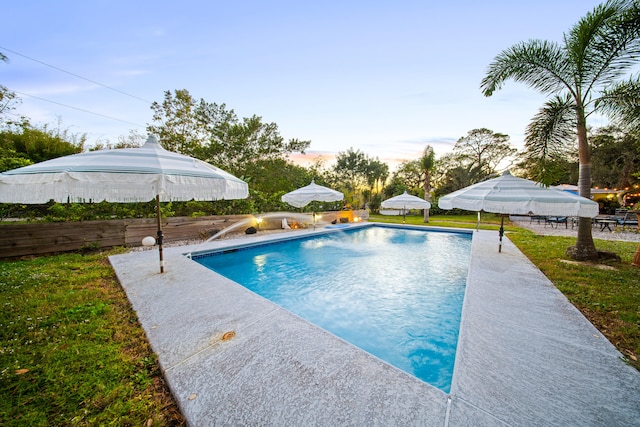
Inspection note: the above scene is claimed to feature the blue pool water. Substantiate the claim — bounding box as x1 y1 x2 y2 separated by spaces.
194 225 472 392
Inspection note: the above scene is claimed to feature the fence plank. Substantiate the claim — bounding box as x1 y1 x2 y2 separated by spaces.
0 221 126 257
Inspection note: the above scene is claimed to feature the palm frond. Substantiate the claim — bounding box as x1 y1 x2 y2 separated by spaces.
566 0 640 94
481 40 573 97
597 74 640 130
524 94 577 159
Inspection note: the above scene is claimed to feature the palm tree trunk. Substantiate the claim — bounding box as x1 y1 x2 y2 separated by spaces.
423 207 430 223
423 172 431 223
567 110 599 260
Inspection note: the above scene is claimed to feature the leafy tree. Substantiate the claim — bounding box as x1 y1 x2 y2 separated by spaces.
306 157 329 182
0 149 31 172
205 114 309 176
363 157 388 212
332 148 369 192
0 86 20 126
389 160 422 193
0 121 87 218
240 158 318 212
432 152 477 197
453 128 515 179
1 52 12 112
383 147 436 221
148 89 316 215
91 130 146 151
331 148 392 209
430 129 513 202
590 126 640 188
245 158 314 194
1 54 28 129
381 175 410 200
148 89 228 157
481 0 640 260
0 121 84 167
148 89 310 177
365 158 389 197
515 150 579 186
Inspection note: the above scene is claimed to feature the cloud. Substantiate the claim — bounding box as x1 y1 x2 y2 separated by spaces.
288 151 336 167
289 136 461 173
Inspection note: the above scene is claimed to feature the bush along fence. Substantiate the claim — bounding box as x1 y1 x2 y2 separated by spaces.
0 210 369 258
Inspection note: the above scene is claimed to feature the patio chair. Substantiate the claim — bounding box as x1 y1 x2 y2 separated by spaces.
545 216 568 228
614 211 638 230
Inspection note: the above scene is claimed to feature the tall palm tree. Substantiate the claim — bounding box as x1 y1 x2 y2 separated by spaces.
420 145 436 222
481 0 640 260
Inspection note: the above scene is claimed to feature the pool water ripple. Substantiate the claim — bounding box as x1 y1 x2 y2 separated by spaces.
195 225 471 392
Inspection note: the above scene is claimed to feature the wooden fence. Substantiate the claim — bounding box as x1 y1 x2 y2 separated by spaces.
0 210 368 258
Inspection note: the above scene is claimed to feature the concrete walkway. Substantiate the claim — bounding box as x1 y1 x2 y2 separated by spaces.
109 224 640 426
511 215 640 242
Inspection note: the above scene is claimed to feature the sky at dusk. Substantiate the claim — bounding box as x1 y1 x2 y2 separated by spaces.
1 1 607 171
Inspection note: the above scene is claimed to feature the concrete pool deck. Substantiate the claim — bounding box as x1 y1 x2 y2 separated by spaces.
109 223 640 426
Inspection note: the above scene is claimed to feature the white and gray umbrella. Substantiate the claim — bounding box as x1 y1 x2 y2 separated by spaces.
281 180 343 228
381 191 431 223
0 135 249 271
438 170 599 252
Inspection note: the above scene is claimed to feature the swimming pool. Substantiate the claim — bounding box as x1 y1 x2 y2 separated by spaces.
193 224 472 392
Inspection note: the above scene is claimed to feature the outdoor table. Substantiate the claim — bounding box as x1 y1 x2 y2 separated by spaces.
598 219 617 232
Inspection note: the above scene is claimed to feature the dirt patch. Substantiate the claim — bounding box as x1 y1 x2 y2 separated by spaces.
558 259 618 270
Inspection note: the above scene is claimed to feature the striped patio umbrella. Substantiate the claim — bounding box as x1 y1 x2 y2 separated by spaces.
438 170 599 252
0 135 248 272
381 191 431 223
281 180 343 228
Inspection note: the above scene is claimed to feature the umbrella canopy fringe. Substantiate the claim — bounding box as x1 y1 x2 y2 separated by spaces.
437 171 599 218
0 174 248 204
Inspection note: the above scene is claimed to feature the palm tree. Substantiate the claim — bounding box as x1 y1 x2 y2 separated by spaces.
481 0 640 261
420 146 436 222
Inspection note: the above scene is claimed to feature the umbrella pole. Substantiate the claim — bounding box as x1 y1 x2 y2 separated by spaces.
156 195 164 273
498 215 504 253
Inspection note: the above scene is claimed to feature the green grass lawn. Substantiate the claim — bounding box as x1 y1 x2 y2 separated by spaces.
0 214 638 425
0 249 185 426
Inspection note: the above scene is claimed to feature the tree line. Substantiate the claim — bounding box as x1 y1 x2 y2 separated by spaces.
1 88 637 222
